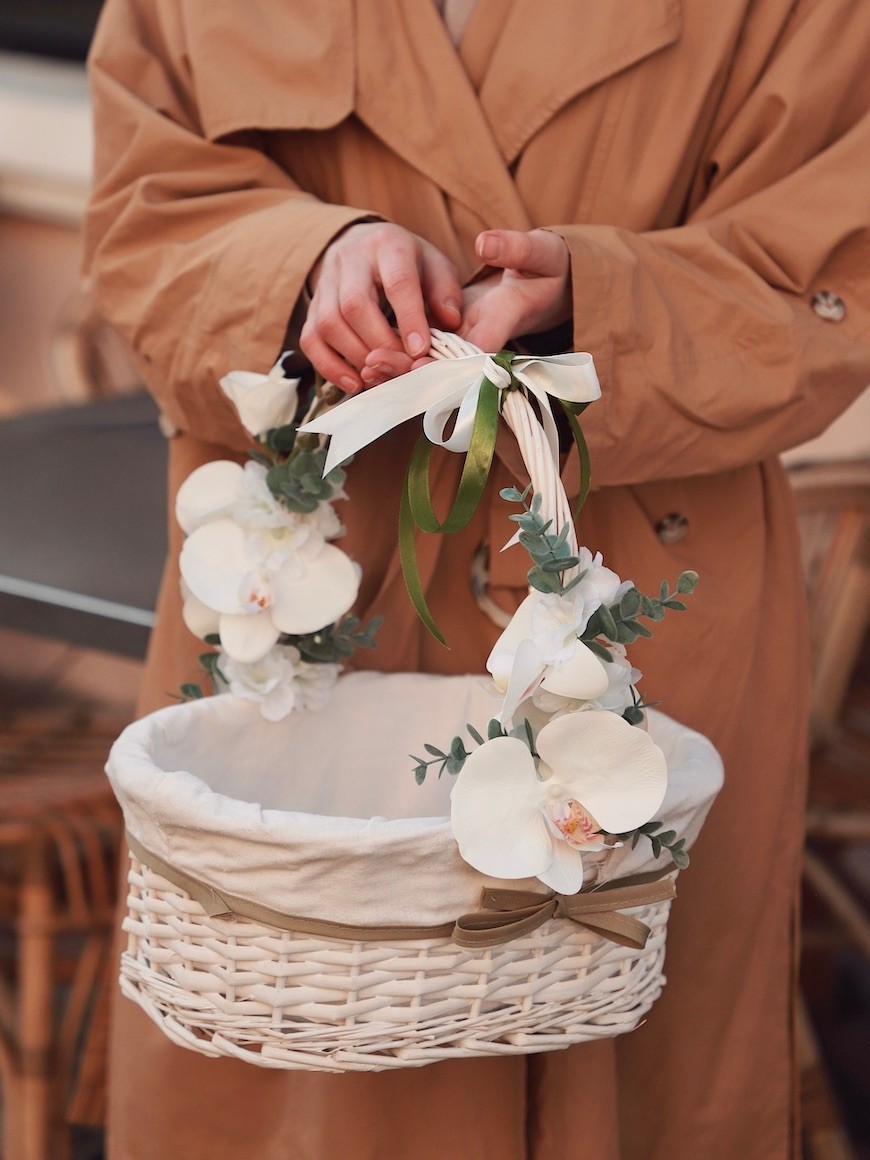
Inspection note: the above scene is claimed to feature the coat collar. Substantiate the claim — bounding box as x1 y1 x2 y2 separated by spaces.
354 0 532 231
354 0 683 227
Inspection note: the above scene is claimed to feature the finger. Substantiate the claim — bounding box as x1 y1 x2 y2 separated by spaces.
363 347 415 378
377 244 430 360
457 292 518 352
420 245 462 329
336 270 404 355
299 327 362 395
360 367 391 388
309 290 371 371
475 229 568 277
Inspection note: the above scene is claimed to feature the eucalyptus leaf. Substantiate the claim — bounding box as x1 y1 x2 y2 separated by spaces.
677 570 699 594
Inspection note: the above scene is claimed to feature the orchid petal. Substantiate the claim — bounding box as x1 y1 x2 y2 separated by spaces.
257 684 297 722
175 461 244 534
540 640 609 700
179 519 253 613
218 610 281 663
181 589 221 640
219 370 299 438
450 737 553 879
536 839 587 895
500 637 547 726
537 710 667 834
270 543 360 635
485 593 538 690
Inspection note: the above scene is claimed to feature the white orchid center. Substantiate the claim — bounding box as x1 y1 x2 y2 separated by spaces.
239 571 274 613
543 791 602 850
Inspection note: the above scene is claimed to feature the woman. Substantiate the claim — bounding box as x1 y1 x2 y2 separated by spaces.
84 1 870 1156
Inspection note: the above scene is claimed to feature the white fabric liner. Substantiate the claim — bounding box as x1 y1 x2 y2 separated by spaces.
107 672 724 927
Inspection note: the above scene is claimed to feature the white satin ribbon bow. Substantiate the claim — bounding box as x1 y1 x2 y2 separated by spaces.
299 350 601 475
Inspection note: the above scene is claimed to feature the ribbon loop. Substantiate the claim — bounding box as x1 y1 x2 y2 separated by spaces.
452 872 676 950
299 337 601 643
482 354 514 391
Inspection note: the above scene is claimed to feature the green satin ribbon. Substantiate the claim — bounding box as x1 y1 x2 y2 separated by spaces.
559 400 592 519
399 351 593 645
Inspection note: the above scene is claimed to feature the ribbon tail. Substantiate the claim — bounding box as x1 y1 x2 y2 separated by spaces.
559 400 592 519
573 911 653 950
300 355 487 474
510 371 561 465
399 456 447 647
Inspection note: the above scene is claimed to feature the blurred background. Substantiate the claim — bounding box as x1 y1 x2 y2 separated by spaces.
0 6 867 1159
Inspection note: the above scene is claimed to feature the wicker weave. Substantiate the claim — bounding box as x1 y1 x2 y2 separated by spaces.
120 858 671 1071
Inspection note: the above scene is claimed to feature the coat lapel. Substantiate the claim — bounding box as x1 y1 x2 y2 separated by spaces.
354 0 532 231
355 0 683 224
477 0 683 164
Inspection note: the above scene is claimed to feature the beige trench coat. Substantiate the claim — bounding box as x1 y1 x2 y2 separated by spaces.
84 1 870 1156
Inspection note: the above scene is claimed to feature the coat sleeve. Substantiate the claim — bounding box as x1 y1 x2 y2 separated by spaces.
83 0 376 450
554 0 870 487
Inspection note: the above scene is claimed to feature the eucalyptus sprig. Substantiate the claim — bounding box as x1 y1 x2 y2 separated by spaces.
615 819 690 869
581 570 699 653
500 486 586 597
411 717 540 784
263 446 348 515
287 614 383 664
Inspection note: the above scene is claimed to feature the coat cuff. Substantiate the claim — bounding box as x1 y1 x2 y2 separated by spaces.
154 201 382 451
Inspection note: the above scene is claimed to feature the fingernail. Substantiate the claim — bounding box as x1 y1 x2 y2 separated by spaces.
444 299 461 319
478 234 502 261
407 331 426 357
340 375 359 394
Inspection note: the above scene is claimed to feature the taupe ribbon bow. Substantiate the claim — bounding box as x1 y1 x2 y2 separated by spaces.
452 872 677 949
126 832 675 950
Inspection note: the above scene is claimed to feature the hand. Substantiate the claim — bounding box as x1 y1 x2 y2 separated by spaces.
300 222 462 393
361 228 573 383
459 229 572 351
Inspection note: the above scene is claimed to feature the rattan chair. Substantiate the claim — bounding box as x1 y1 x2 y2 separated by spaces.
791 459 870 1160
0 707 124 1160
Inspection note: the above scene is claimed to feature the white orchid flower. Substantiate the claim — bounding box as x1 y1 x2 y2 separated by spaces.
220 645 301 721
180 580 221 640
180 520 360 663
176 461 337 552
219 355 300 439
533 642 642 718
219 644 342 721
486 592 609 724
450 710 668 894
175 460 249 535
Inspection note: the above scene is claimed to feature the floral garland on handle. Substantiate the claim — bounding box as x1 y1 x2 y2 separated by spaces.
300 333 700 883
174 355 380 719
175 334 699 906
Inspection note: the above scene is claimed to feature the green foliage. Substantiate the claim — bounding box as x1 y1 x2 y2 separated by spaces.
621 686 660 728
264 423 298 454
264 446 347 514
198 651 225 688
412 718 512 784
614 819 690 869
288 614 382 664
582 571 700 649
179 682 204 701
499 487 583 597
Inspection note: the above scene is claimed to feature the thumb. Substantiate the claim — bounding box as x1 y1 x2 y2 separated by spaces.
475 229 568 277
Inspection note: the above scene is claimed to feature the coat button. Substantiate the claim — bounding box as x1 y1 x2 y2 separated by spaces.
811 291 846 322
655 513 689 544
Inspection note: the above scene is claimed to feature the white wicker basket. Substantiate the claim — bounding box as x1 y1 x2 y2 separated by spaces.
107 672 723 1071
